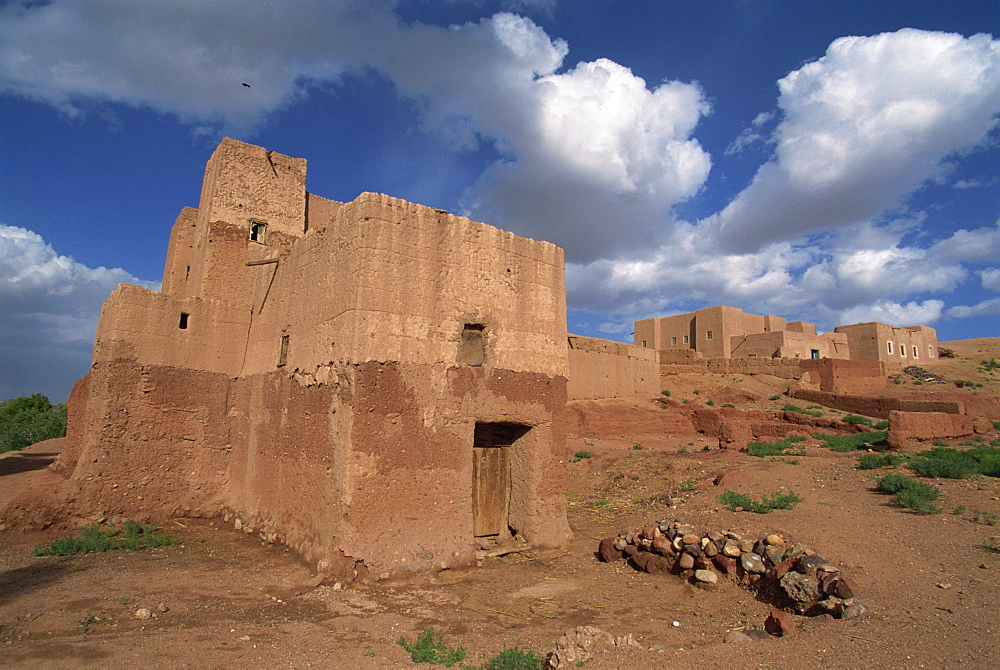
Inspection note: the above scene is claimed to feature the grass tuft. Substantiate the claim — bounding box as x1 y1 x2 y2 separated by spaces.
32 523 174 557
856 452 908 470
875 474 940 514
813 431 888 452
485 647 545 670
571 450 593 463
906 446 1000 479
718 489 802 514
397 628 467 667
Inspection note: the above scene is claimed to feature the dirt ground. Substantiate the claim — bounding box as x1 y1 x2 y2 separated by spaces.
1 338 999 669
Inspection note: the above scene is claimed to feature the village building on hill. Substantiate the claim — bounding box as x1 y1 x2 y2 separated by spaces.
634 305 937 365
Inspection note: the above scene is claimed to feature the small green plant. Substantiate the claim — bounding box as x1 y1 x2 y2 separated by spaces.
678 478 696 492
843 414 874 426
955 379 983 389
768 395 781 401
678 445 689 454
78 613 98 633
485 647 545 670
661 390 671 397
981 537 1000 554
980 358 1000 372
813 431 888 452
397 628 467 667
856 452 908 470
32 522 174 556
817 501 835 507
722 403 735 408
747 439 805 458
952 505 967 515
632 443 645 451
681 400 690 405
692 390 700 395
571 450 593 463
364 645 375 657
706 400 715 406
718 489 802 514
906 446 1000 479
973 510 998 526
593 499 609 507
783 404 823 417
875 474 940 514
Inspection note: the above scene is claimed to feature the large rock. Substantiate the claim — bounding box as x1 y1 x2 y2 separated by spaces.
598 537 623 562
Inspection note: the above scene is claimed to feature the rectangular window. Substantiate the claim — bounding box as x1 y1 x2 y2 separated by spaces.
458 324 485 366
641 340 647 348
706 330 713 340
887 341 893 355
671 337 677 346
683 335 689 344
249 221 267 243
811 349 820 359
912 346 918 358
179 313 189 330
900 344 906 357
928 346 934 358
277 334 289 367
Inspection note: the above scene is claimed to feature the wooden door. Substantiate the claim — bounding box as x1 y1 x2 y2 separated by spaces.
472 446 510 537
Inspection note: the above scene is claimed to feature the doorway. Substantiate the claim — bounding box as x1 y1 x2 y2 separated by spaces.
472 422 530 542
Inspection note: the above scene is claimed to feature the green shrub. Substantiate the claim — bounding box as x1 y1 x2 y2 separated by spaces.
706 400 715 406
485 647 545 670
747 439 805 458
718 489 802 514
980 358 1000 372
632 443 645 451
783 404 823 417
571 450 593 462
813 431 888 452
856 452 908 470
906 446 1000 479
33 523 174 556
843 414 874 426
981 537 1000 554
692 390 700 395
0 394 67 453
875 474 940 514
661 390 671 397
874 420 889 430
397 629 466 667
768 395 782 401
722 403 736 408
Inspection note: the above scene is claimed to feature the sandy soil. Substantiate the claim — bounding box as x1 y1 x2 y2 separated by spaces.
1 340 998 669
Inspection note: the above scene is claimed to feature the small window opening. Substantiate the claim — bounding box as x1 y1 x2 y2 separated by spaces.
671 337 677 346
928 346 934 358
459 324 485 366
900 344 906 357
185 265 190 280
912 346 918 358
277 335 289 367
811 349 820 359
887 341 893 355
683 335 689 344
641 340 647 348
706 330 713 340
179 313 189 330
249 221 267 242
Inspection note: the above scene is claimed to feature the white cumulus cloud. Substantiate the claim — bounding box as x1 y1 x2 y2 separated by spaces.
0 224 155 401
708 29 1000 252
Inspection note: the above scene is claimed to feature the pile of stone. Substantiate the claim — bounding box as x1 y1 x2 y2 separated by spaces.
598 519 867 636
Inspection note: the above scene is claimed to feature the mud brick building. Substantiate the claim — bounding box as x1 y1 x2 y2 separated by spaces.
61 138 572 579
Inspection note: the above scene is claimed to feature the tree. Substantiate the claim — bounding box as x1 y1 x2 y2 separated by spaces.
0 394 67 453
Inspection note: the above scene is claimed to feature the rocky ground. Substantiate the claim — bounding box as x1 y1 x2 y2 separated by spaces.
1 338 998 668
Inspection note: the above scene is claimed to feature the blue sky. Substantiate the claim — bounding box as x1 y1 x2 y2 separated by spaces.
1 0 998 402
